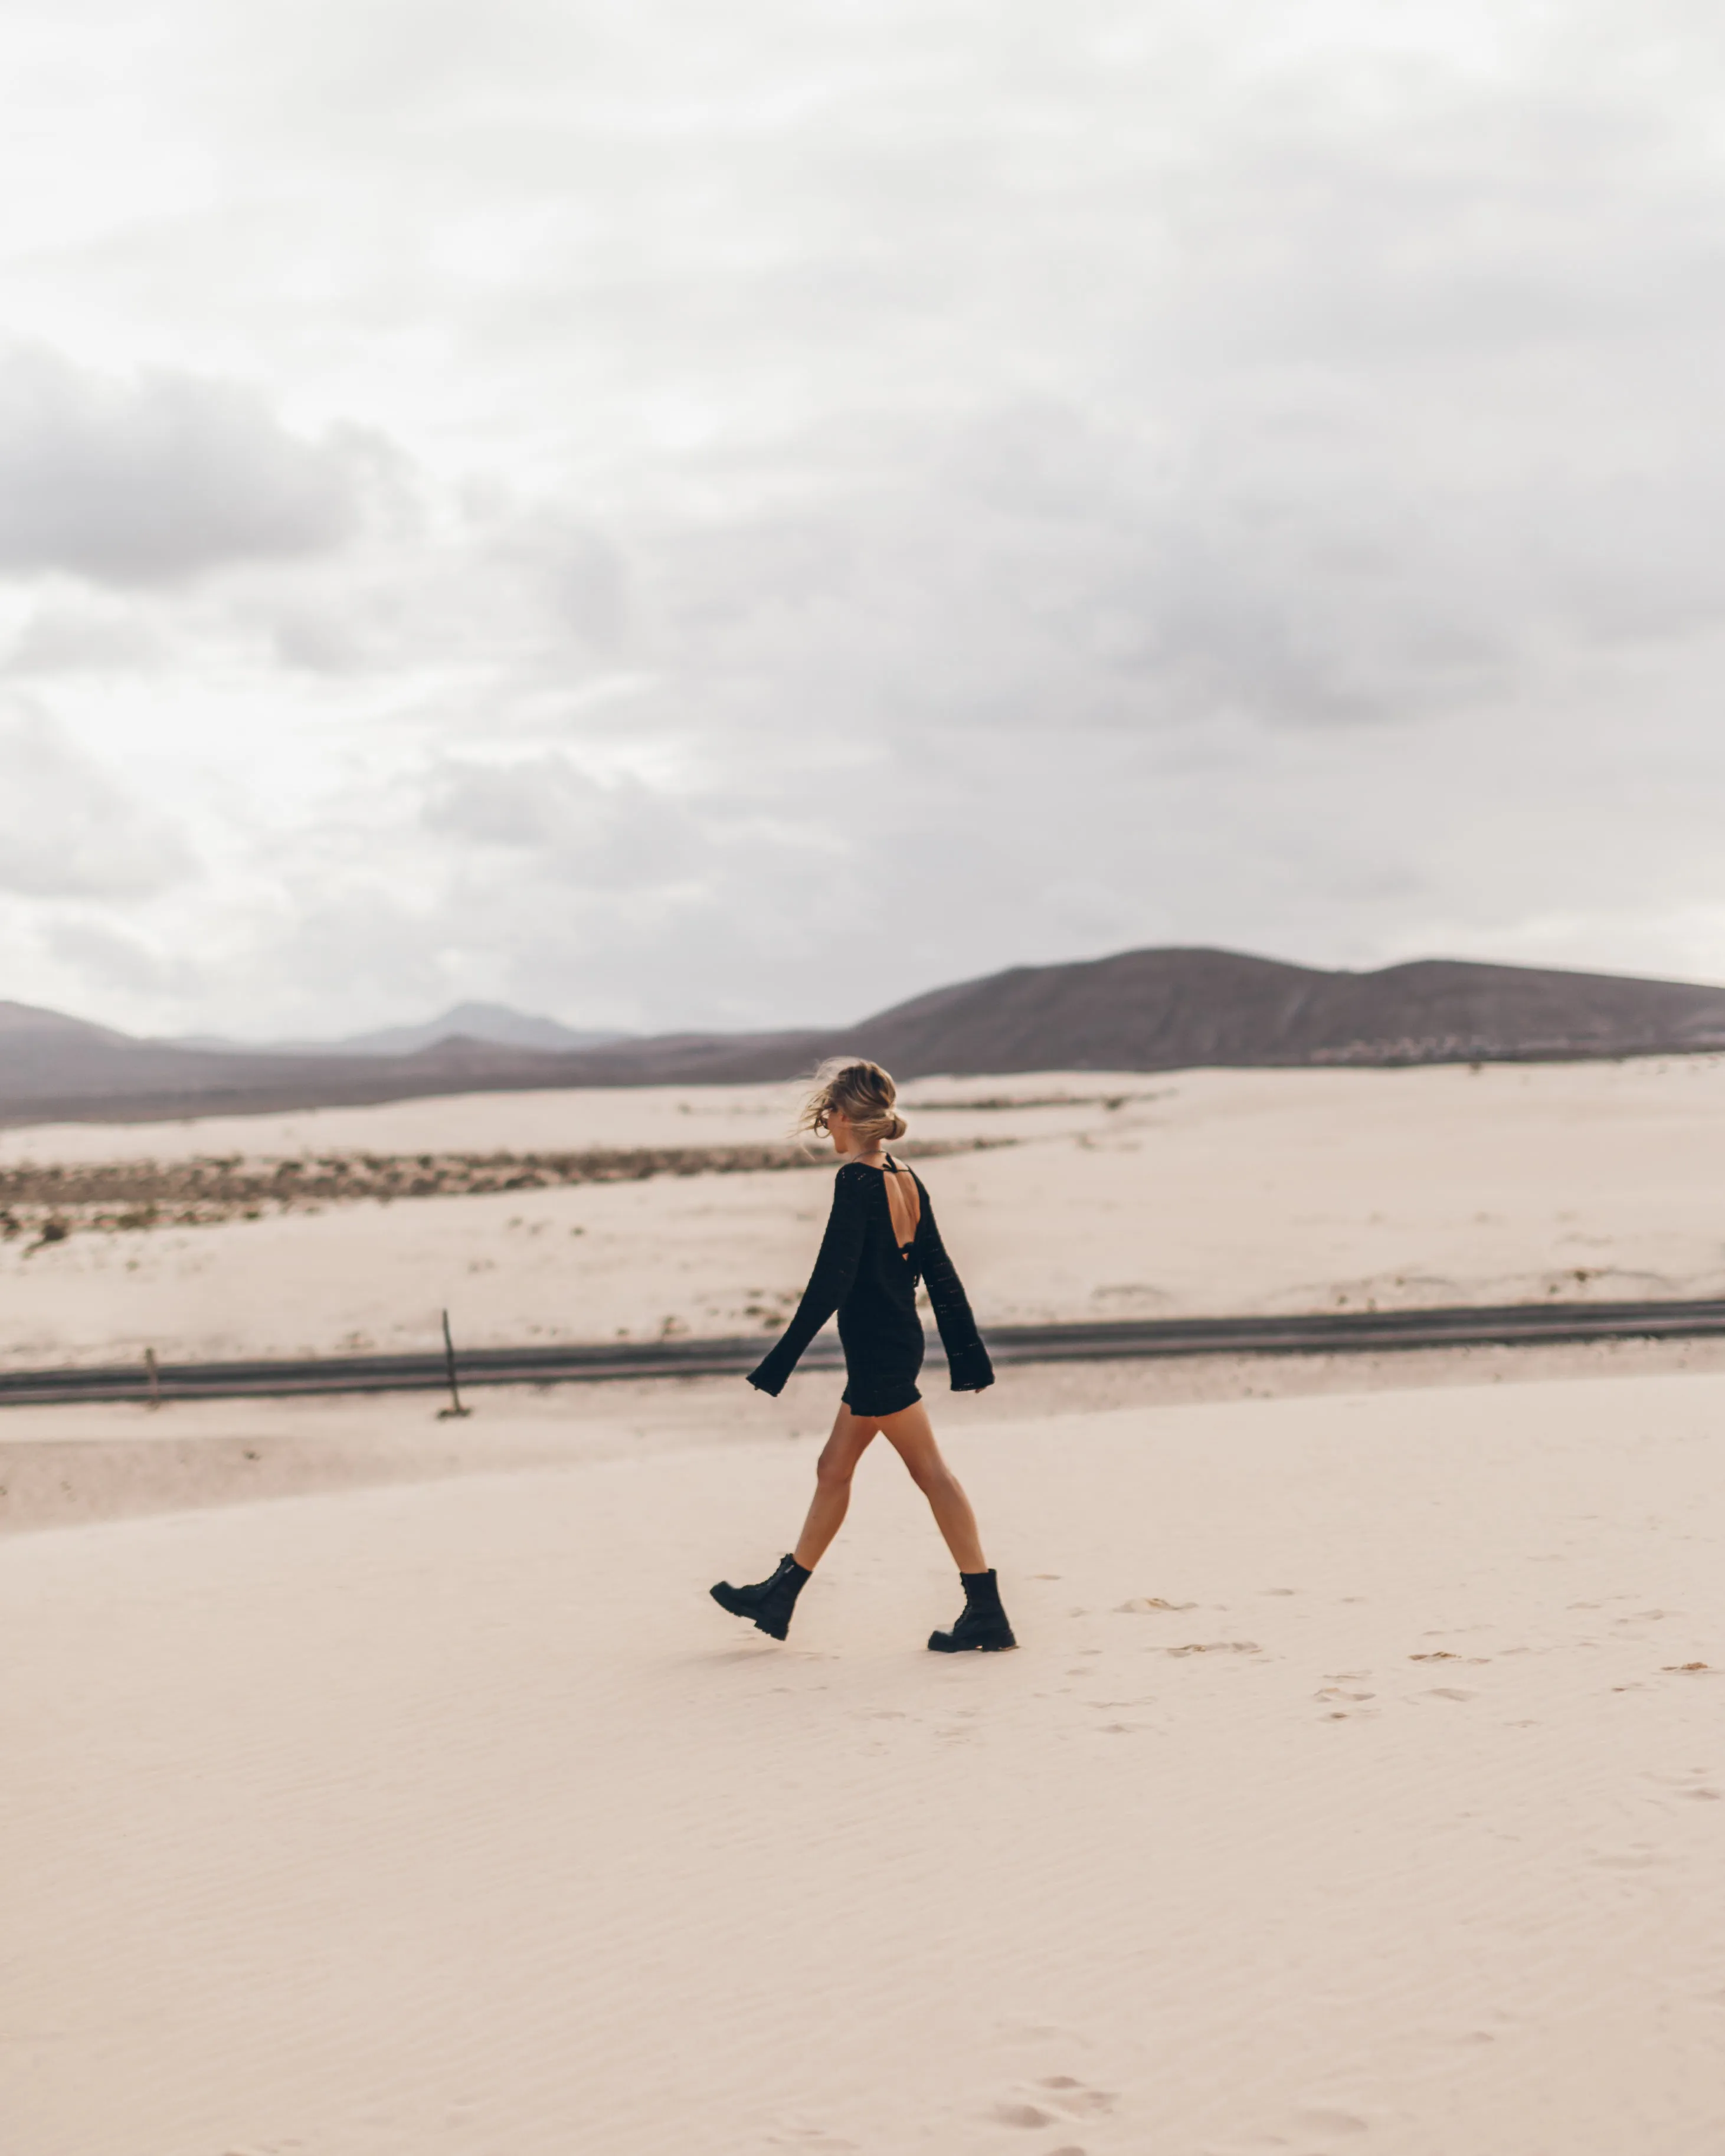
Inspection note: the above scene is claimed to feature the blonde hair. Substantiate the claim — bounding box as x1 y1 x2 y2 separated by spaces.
796 1057 907 1151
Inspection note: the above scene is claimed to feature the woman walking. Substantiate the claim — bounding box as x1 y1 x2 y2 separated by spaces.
711 1059 1015 1653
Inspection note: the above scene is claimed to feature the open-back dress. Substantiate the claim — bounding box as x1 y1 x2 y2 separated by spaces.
747 1156 993 1417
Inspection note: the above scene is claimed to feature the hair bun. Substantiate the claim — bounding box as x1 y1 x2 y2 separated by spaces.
795 1057 906 1151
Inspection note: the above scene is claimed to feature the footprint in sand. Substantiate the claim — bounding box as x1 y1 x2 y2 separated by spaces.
1035 2076 1117 2118
1167 1640 1259 1656
1651 1767 1722 1794
988 2102 1056 2128
1427 1686 1478 1701
987 2078 1117 2129
1117 1597 1196 1613
1292 2103 1369 2134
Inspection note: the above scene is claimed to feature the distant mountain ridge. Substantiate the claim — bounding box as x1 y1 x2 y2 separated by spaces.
4 946 1725 1125
172 1001 626 1058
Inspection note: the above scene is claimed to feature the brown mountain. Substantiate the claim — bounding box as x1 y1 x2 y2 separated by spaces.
819 948 1725 1077
4 948 1725 1125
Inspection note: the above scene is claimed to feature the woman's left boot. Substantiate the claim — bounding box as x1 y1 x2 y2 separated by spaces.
710 1554 811 1641
928 1568 1017 1653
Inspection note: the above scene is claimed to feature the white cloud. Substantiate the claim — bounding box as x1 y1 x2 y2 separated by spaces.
2 0 1725 1033
0 703 197 898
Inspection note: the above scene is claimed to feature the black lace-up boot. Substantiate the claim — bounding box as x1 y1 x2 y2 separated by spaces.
928 1568 1017 1653
710 1554 811 1641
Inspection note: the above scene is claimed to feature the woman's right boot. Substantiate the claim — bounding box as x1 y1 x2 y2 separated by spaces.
928 1568 1017 1652
710 1554 811 1641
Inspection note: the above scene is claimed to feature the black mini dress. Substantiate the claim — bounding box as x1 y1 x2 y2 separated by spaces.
747 1157 993 1417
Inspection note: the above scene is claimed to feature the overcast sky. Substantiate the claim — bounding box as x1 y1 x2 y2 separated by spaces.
2 0 1723 1038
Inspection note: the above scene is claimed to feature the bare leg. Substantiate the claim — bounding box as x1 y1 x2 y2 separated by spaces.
792 1406 878 1571
876 1401 987 1573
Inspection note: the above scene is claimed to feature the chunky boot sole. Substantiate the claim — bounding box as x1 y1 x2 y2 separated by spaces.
928 1618 1017 1653
710 1580 798 1640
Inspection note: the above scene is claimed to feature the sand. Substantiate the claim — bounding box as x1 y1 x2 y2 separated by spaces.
10 1333 1725 1536
7 1367 1725 2154
7 1059 1725 2148
3 1055 1724 1371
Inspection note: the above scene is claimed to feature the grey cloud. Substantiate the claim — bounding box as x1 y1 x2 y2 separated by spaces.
420 755 706 889
0 345 394 586
630 335 1725 766
633 404 1504 744
269 604 374 676
489 514 630 651
228 496 630 683
0 705 197 898
38 916 205 999
9 0 1725 1036
6 601 169 676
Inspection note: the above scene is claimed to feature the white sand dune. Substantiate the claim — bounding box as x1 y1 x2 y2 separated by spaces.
4 1056 1725 1370
7 1369 1725 2154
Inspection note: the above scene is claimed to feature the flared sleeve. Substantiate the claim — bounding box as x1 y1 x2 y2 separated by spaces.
747 1165 871 1395
911 1175 994 1392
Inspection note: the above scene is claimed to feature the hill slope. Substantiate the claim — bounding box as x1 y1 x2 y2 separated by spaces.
847 948 1725 1077
4 948 1725 1123
526 949 1725 1086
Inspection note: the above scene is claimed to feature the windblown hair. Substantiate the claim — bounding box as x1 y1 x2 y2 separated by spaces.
796 1057 907 1151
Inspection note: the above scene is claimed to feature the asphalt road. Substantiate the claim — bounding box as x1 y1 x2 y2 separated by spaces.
4 1297 1725 1408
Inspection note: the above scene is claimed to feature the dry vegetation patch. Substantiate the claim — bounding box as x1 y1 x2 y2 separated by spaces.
0 1138 1003 1249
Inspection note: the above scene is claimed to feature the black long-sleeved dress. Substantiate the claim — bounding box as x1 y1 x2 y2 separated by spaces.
747 1158 993 1417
